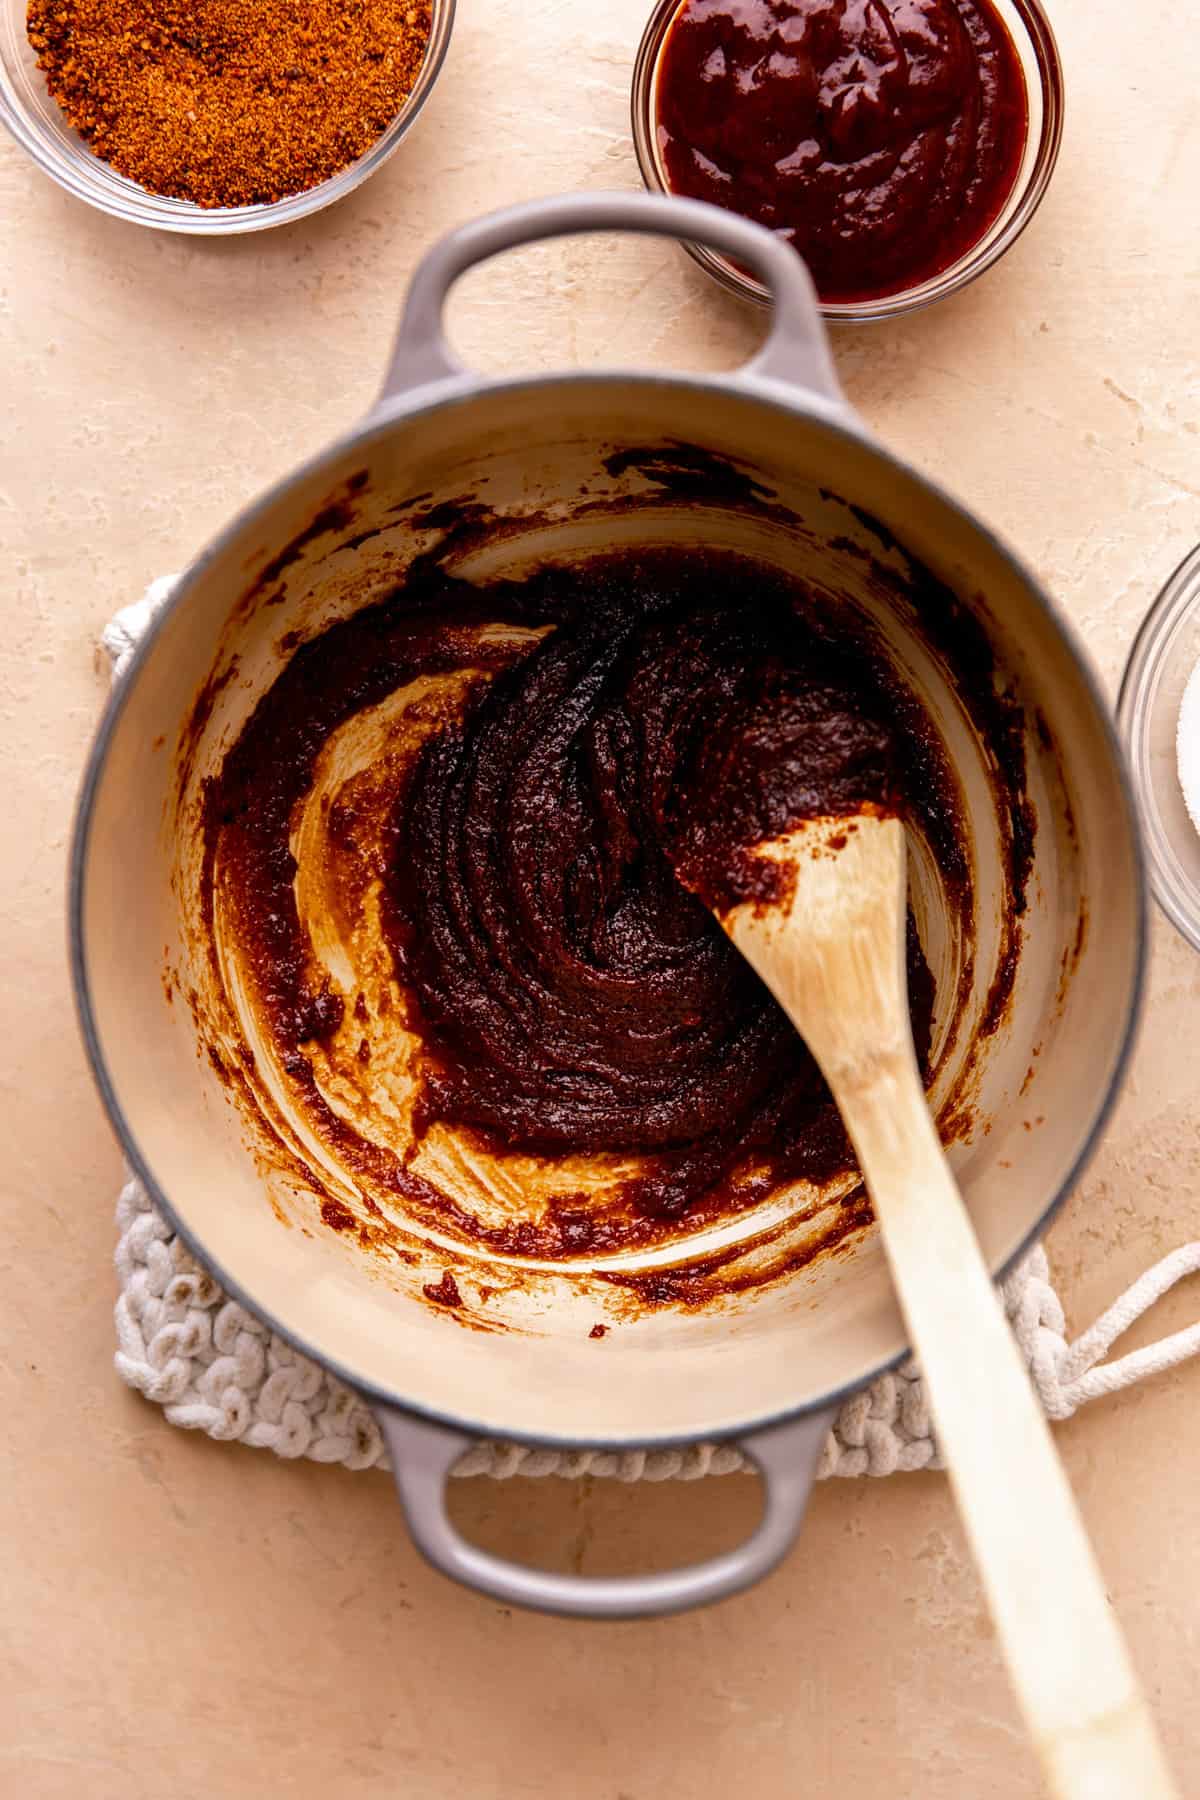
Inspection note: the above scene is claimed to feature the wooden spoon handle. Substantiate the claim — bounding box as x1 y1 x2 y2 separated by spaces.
847 1058 1178 1800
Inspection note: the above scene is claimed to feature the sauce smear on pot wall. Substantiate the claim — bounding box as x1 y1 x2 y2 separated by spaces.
654 0 1029 304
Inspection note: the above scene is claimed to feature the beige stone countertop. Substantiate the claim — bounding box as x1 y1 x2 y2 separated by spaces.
3 0 1200 1793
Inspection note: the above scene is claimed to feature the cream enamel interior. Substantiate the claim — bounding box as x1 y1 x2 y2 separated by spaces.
76 375 1141 1446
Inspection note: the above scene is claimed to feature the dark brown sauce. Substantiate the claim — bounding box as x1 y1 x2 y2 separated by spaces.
321 1198 356 1232
422 1270 464 1308
205 551 942 1237
386 558 928 1220
192 474 1035 1277
655 0 1029 304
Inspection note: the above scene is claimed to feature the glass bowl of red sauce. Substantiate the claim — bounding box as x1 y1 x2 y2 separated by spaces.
631 0 1064 322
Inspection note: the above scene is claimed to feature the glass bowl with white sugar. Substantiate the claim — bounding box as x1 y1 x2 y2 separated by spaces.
1119 543 1200 952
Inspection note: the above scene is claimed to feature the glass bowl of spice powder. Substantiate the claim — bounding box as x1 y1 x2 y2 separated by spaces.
1 0 453 231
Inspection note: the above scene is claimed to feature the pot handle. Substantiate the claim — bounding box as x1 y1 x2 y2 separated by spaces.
377 190 844 409
374 1403 834 1619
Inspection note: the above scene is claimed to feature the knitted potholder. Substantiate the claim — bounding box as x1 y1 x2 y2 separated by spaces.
105 589 1200 1481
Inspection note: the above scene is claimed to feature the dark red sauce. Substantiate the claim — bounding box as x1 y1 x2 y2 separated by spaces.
654 0 1029 304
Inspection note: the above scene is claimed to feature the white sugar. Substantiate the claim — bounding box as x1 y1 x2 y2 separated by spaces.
1177 657 1200 835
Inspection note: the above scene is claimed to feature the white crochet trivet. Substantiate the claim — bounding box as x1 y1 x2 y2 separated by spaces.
106 584 1200 1482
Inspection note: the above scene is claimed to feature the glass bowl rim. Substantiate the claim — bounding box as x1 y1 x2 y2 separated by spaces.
1117 541 1200 954
629 0 1065 324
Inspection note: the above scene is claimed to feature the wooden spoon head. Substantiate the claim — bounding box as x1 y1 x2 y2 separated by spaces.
715 813 913 1085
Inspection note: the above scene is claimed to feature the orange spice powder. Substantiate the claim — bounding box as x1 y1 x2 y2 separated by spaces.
26 0 433 208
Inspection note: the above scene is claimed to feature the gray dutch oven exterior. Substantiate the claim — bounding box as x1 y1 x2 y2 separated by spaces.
70 192 1147 1619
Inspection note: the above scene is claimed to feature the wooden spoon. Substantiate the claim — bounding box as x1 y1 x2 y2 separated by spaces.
716 811 1177 1800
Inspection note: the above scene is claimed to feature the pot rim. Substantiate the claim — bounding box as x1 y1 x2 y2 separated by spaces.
68 365 1149 1451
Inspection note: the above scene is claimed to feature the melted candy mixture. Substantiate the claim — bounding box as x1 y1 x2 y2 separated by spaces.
201 548 979 1256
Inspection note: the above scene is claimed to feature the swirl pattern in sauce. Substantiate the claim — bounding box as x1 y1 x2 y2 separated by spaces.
201 547 993 1259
